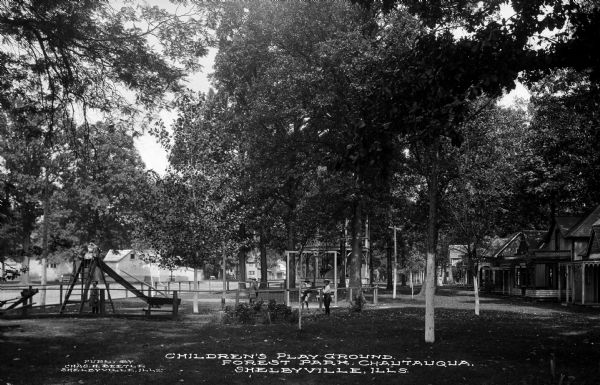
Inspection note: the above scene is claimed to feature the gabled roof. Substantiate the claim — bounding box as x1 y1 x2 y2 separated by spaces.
566 205 600 238
488 233 521 258
103 249 133 262
583 223 600 259
555 217 583 236
488 230 545 259
521 230 546 250
448 245 469 259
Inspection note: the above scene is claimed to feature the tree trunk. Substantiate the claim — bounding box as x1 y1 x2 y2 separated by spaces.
474 266 480 316
193 251 199 314
339 223 347 288
366 217 373 285
287 217 296 289
348 200 362 300
386 239 393 290
259 233 268 288
40 187 50 307
22 233 31 284
417 269 427 296
222 250 227 309
424 145 440 344
400 233 407 286
238 247 247 282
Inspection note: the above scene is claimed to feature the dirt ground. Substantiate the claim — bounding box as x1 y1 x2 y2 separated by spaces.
1 288 599 385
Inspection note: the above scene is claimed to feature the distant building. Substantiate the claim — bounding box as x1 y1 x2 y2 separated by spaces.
103 250 201 283
557 205 600 304
480 204 600 303
3 257 71 283
446 245 470 285
243 247 287 282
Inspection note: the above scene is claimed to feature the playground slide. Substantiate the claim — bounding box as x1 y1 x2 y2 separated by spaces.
118 269 168 297
97 259 176 306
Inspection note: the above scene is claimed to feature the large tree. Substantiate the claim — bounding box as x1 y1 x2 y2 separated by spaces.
518 70 600 219
344 0 600 343
0 0 210 144
444 102 529 314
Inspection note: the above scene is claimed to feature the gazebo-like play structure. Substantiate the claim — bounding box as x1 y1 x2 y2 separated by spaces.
284 232 373 306
284 237 340 306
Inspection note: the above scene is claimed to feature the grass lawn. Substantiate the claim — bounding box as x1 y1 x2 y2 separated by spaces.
1 287 599 385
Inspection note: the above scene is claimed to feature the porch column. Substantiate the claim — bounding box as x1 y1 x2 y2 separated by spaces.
314 252 318 283
582 263 586 305
566 265 570 303
571 265 575 304
557 265 562 302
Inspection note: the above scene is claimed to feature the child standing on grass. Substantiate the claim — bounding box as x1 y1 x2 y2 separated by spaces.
323 279 332 315
250 278 259 303
301 280 312 309
90 281 100 314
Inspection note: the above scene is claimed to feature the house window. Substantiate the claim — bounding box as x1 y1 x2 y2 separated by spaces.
515 269 521 286
249 271 255 276
50 263 57 269
130 253 135 260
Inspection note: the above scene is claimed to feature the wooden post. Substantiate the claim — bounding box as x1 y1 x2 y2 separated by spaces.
178 281 182 292
391 226 398 299
410 271 414 299
571 265 575 303
318 288 323 310
235 287 240 307
222 251 226 310
566 265 570 303
314 252 319 286
298 282 302 330
374 287 378 305
285 251 290 306
100 289 106 314
558 265 562 302
582 263 586 305
172 291 179 319
59 284 63 305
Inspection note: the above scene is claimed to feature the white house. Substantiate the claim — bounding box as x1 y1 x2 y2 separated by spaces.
2 257 72 283
28 259 72 282
103 250 202 283
245 252 286 281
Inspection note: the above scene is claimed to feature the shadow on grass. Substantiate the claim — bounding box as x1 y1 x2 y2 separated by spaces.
1 302 599 385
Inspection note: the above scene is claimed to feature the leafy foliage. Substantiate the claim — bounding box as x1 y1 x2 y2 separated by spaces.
0 0 209 139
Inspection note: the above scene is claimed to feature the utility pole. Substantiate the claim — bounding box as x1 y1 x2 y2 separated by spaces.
389 226 401 299
222 250 227 309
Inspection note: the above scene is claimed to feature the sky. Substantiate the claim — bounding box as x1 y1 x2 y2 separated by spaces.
133 48 217 175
